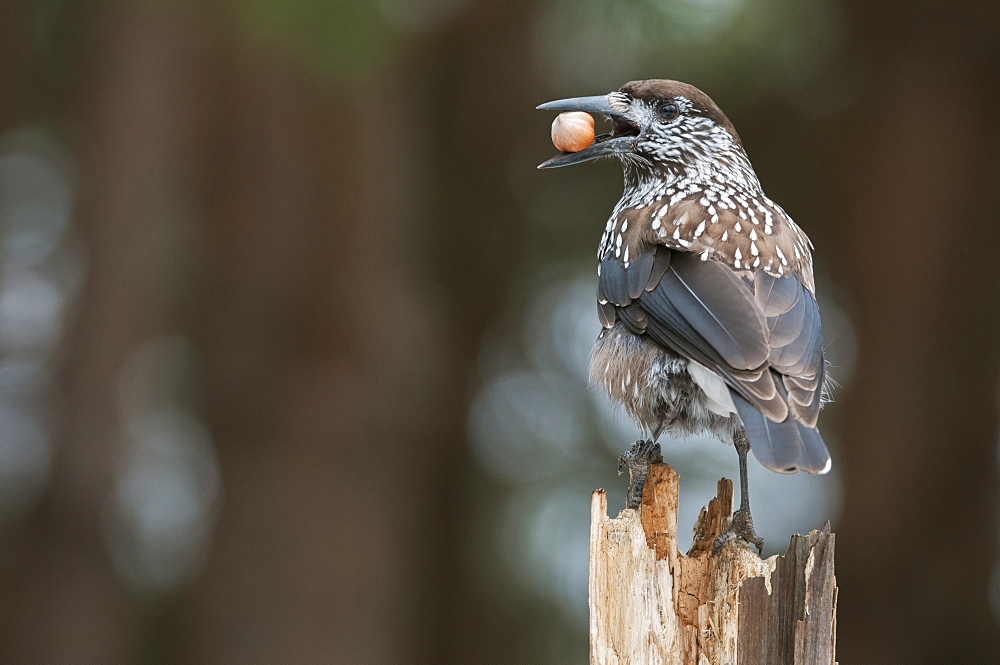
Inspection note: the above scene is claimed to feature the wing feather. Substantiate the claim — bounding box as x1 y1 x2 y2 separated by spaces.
655 258 769 370
599 244 830 473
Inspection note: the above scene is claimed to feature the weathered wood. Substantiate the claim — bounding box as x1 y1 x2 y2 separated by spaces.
589 464 837 665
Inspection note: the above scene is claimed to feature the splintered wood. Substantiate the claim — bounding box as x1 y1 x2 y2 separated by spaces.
589 464 837 665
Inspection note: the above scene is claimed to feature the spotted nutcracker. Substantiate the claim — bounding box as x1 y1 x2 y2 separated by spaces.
538 80 831 552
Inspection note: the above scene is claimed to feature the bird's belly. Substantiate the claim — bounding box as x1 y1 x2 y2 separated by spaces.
590 323 739 440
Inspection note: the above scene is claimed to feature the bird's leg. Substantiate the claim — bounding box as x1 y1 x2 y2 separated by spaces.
618 439 662 509
713 428 764 555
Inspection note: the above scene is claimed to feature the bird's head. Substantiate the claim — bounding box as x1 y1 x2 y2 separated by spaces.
538 79 749 182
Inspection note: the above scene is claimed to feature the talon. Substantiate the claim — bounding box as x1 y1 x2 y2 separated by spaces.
712 507 764 556
620 440 662 509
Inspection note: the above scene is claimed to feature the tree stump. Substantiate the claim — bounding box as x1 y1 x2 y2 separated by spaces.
589 463 837 665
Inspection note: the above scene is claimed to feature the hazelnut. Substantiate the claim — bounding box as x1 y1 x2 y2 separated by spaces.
551 111 595 153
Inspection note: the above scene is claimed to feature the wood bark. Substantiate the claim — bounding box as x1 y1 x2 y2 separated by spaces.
589 464 836 665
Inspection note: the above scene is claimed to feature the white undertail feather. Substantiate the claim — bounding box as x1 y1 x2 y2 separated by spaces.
685 361 737 417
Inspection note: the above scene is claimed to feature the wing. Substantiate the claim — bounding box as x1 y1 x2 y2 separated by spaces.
598 245 830 474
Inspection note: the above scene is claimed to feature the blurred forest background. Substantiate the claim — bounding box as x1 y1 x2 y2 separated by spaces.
1 0 998 663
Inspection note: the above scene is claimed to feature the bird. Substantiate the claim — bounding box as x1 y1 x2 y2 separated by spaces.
537 80 831 553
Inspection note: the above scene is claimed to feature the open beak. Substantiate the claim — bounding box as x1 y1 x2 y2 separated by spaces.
536 94 639 169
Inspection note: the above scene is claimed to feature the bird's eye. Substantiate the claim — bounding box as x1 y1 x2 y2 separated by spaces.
658 103 680 122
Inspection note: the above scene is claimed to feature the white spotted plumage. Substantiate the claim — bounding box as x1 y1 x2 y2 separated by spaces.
595 93 815 292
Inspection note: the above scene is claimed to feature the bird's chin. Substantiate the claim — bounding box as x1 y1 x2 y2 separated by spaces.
537 135 637 169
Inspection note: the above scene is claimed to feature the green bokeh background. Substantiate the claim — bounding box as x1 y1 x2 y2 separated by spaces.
1 1 998 663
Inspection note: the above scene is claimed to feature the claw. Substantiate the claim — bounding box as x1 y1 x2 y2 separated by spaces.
712 507 764 555
620 440 662 509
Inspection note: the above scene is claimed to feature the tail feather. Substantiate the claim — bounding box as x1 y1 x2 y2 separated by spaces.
731 391 831 474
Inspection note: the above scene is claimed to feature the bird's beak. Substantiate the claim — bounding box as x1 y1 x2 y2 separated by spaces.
536 94 638 169
536 95 618 115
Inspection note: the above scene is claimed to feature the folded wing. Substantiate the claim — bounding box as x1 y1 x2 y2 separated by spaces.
598 246 830 473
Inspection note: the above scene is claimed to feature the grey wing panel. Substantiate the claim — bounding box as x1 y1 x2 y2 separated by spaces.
658 253 769 371
638 257 788 420
599 246 827 432
752 271 826 426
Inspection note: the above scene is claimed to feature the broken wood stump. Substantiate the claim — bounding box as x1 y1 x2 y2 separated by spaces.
589 463 837 665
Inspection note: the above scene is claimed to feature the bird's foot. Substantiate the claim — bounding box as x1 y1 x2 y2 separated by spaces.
712 507 764 556
618 440 662 509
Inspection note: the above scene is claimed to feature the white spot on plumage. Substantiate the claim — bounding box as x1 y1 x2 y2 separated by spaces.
687 360 737 416
596 107 819 303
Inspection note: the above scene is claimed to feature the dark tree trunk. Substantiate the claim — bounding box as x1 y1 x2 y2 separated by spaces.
829 2 1000 662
